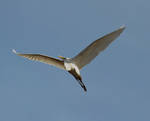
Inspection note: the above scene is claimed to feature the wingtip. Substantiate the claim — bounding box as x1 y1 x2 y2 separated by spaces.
12 49 17 54
120 25 126 30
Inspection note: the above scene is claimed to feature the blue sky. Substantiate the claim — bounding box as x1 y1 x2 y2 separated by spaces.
0 0 150 121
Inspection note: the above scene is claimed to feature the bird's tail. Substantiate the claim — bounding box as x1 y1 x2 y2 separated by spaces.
77 79 87 92
68 70 87 92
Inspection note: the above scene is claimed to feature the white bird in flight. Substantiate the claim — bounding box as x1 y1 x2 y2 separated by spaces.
13 26 125 92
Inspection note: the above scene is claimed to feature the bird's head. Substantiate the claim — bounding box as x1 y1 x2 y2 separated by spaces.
58 56 71 62
58 56 66 60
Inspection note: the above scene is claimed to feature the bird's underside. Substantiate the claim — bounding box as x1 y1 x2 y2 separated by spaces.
12 25 125 92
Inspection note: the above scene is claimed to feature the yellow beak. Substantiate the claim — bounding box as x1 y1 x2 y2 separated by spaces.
58 56 65 60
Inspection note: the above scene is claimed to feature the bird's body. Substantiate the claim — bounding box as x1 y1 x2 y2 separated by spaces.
63 58 86 91
13 26 125 92
64 60 80 75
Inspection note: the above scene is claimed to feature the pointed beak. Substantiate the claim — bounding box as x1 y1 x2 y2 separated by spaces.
58 56 65 60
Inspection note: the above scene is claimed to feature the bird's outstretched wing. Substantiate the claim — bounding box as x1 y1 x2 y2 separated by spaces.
12 49 65 70
72 26 125 69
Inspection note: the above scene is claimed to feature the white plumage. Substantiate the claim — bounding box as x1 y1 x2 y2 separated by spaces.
13 26 125 92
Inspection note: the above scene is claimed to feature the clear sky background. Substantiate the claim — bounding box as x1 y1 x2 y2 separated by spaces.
0 0 150 121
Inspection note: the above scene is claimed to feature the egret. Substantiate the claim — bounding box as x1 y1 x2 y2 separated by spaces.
13 26 125 92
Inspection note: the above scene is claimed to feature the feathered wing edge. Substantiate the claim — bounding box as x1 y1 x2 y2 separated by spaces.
12 49 87 92
72 25 126 69
12 49 65 70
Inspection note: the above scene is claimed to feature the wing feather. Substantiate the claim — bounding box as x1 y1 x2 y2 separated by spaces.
13 50 65 70
72 26 125 69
